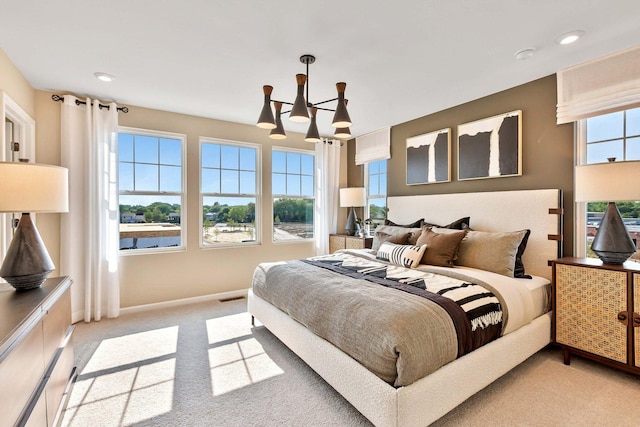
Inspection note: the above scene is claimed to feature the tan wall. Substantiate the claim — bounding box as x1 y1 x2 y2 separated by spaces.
347 75 574 255
0 49 35 117
33 91 347 309
1 52 65 282
117 106 322 307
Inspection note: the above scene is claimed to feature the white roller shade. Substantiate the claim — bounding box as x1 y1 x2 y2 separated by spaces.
557 45 640 124
355 127 390 165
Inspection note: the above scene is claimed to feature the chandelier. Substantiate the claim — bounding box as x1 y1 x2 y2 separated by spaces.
256 54 352 142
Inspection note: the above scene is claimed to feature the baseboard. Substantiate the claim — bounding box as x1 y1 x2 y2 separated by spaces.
120 289 249 315
72 289 249 322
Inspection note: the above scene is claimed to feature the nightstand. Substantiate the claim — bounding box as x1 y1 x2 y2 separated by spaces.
552 257 640 375
329 234 373 254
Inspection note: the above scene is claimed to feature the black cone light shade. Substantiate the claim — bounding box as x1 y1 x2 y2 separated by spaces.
333 99 351 139
305 108 320 143
289 74 310 123
269 102 286 140
257 85 276 129
332 82 351 128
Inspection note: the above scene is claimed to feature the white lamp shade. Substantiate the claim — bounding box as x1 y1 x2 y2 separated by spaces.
0 162 69 213
340 187 367 208
575 160 640 202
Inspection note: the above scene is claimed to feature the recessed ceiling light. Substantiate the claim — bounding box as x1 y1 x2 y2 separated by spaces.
514 48 536 60
556 30 585 45
93 72 115 82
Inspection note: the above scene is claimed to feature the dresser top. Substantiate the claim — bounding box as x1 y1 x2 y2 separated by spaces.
0 276 71 360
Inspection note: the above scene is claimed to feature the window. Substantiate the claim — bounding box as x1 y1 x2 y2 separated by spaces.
272 148 314 241
365 159 387 229
201 139 259 246
578 107 640 261
119 128 186 252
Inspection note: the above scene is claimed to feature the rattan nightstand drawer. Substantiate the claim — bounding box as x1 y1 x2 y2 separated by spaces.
329 234 372 254
555 263 627 363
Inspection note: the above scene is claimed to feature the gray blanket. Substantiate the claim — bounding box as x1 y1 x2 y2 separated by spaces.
252 254 504 387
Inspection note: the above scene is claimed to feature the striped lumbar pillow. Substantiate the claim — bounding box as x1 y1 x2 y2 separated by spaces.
376 242 427 268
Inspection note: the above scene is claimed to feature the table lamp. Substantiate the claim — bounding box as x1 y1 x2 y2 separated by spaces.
0 162 69 290
339 187 366 236
575 159 640 264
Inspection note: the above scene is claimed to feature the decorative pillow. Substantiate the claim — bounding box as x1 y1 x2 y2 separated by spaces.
455 229 528 277
371 231 411 252
514 229 532 279
376 242 427 268
384 218 424 228
423 216 470 230
371 225 423 250
416 228 467 267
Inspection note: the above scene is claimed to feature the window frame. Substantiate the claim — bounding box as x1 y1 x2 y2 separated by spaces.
200 137 262 249
575 120 587 258
364 159 388 230
118 126 187 255
271 146 315 244
575 108 640 259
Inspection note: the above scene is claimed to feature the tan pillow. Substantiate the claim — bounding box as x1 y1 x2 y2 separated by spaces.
371 225 422 250
455 229 528 277
372 231 410 252
416 228 467 267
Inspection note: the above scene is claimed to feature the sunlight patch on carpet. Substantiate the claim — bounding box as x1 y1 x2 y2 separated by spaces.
207 313 284 396
61 327 178 426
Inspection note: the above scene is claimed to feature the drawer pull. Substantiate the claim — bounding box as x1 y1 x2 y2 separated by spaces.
618 311 629 326
634 313 640 327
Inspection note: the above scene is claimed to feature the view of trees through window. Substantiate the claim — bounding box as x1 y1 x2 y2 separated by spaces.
118 131 184 251
584 108 640 262
272 149 315 241
201 140 258 246
367 159 387 231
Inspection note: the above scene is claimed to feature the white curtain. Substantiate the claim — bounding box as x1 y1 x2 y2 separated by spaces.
314 138 341 255
557 45 640 124
355 127 391 165
60 95 120 322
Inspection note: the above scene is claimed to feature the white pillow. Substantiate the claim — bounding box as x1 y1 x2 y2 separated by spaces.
376 242 427 268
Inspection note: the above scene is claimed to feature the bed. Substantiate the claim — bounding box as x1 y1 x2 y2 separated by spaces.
248 189 563 426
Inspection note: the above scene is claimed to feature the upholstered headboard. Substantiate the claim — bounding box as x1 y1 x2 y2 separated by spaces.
387 189 563 280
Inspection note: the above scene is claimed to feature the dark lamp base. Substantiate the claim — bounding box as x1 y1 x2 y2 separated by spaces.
0 213 55 291
2 271 52 291
591 202 637 265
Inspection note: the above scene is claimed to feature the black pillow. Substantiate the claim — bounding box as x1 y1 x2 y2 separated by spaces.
514 229 532 279
384 218 424 228
423 216 470 230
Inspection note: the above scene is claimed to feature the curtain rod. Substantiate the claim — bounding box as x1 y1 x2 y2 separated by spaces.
51 94 129 113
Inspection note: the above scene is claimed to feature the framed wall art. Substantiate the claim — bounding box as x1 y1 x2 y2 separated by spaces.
457 110 522 180
406 128 451 185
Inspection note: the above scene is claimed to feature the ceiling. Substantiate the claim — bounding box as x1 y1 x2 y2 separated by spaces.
2 1 640 139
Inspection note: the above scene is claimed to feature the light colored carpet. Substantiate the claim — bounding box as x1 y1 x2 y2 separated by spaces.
61 298 640 427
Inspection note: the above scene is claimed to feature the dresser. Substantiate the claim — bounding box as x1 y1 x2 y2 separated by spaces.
552 257 640 374
0 276 75 427
329 234 373 254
